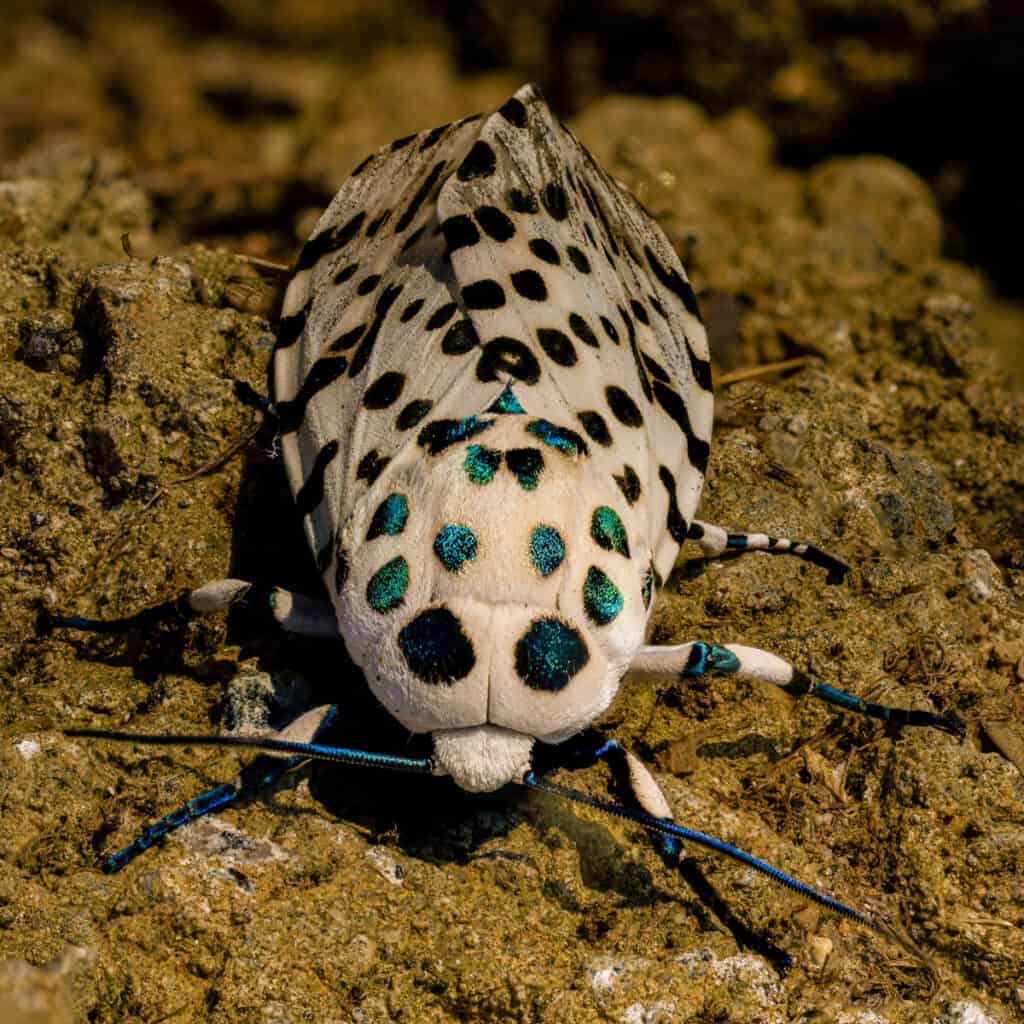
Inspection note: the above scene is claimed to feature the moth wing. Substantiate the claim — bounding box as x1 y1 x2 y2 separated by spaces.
440 84 713 585
272 115 509 575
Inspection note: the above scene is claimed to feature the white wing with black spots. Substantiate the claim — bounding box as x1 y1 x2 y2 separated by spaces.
271 84 714 765
272 113 507 574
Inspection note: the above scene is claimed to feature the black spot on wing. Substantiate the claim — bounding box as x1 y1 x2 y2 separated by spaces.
420 123 449 150
364 210 391 237
275 302 308 350
536 328 577 367
644 244 702 320
400 298 425 322
296 206 368 268
475 205 515 241
441 215 480 254
512 269 547 301
457 140 497 182
426 302 457 330
630 299 649 325
508 189 538 214
463 280 506 310
356 274 382 295
295 440 339 516
498 95 528 128
577 410 611 446
613 465 641 504
394 160 446 233
641 352 670 383
542 181 569 221
620 305 653 402
606 385 643 427
276 356 349 433
566 245 590 274
599 315 620 345
529 238 560 264
356 450 390 485
441 319 480 355
396 399 432 430
363 371 405 410
329 323 365 352
651 380 710 475
685 335 713 392
658 465 688 543
333 263 358 285
348 283 404 378
477 338 541 385
568 313 599 348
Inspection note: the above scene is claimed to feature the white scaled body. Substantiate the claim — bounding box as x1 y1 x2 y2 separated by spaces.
271 84 713 790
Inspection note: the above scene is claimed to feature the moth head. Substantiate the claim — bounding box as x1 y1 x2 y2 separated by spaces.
332 415 649 791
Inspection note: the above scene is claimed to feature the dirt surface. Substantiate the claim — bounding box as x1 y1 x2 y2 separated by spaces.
1 5 1023 1023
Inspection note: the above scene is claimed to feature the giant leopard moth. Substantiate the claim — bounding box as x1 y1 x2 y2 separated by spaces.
62 84 964 957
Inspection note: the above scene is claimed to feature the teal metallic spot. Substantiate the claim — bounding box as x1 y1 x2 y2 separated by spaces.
366 556 409 613
530 525 565 577
434 524 478 572
506 448 543 490
526 419 588 457
583 566 623 625
488 385 524 414
464 445 501 485
367 493 409 539
515 618 589 692
641 568 653 609
591 506 630 558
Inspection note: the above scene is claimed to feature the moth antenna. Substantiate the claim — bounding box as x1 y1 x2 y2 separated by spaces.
521 772 929 964
65 728 435 774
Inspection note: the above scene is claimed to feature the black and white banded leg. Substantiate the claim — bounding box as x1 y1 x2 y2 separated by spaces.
688 520 849 584
630 641 965 738
49 578 339 640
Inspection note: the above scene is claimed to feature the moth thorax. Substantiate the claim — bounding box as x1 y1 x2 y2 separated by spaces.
432 725 534 792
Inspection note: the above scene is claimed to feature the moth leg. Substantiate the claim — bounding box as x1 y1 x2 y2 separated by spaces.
688 520 848 583
631 641 965 738
96 704 339 873
49 579 339 639
531 730 793 968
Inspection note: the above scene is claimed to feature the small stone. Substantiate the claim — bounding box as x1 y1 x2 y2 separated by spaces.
959 549 1004 603
807 934 832 969
15 738 41 761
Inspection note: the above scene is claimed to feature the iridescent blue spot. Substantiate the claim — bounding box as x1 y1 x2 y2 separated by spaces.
418 415 494 454
526 419 588 457
366 556 408 613
530 526 565 577
515 618 589 692
506 448 543 490
642 568 654 609
398 607 475 684
488 385 524 414
583 566 623 625
367 493 409 540
464 445 501 485
591 506 630 558
434 524 478 572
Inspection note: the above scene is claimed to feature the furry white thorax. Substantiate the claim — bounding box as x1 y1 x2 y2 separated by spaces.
432 725 534 792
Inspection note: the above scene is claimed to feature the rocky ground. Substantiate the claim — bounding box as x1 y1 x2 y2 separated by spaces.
1 4 1022 1023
